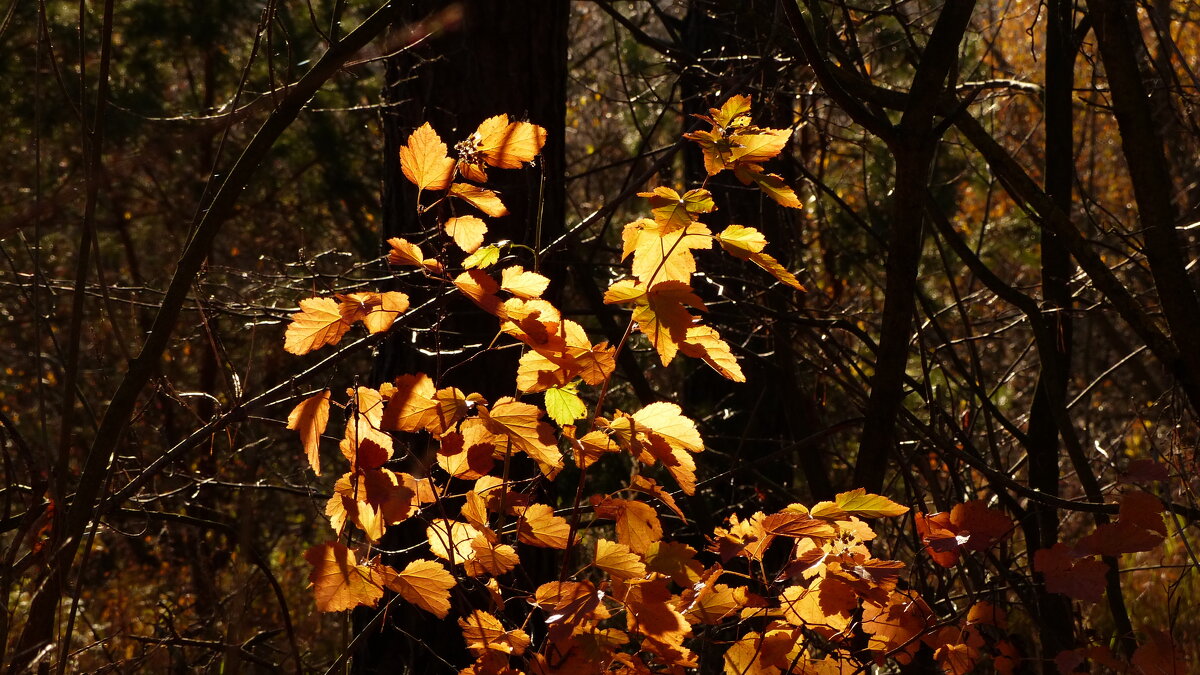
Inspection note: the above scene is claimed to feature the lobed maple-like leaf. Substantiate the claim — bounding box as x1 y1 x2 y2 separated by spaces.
715 224 804 290
287 390 330 474
499 265 550 299
464 537 520 577
386 236 444 273
284 297 352 355
623 218 712 286
450 182 509 217
593 539 646 580
860 589 934 663
444 215 488 253
304 541 383 612
477 397 563 477
638 186 716 231
458 114 547 179
779 576 856 634
326 468 415 541
593 497 663 554
436 421 496 479
459 610 531 656
516 503 570 549
380 373 468 435
378 558 456 619
400 122 456 192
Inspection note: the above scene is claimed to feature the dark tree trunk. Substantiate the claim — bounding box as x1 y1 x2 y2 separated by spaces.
356 3 567 673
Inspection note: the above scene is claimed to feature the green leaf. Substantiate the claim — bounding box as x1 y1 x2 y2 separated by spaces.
463 244 502 269
833 488 909 518
543 385 587 426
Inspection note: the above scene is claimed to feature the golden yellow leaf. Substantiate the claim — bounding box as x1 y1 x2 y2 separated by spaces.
471 114 547 169
678 324 745 382
287 390 330 475
337 291 411 334
400 122 456 192
464 536 520 577
624 219 712 286
500 265 550 299
454 269 504 315
284 297 352 355
380 373 467 435
593 497 662 554
426 519 482 565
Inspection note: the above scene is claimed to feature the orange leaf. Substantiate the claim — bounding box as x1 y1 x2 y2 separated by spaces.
325 468 415 541
454 269 504 315
284 297 352 355
470 114 547 169
478 398 564 477
304 542 383 612
516 503 570 549
287 390 330 475
445 215 488 253
464 537 520 577
380 373 467 435
459 610 531 656
629 475 685 521
379 558 456 618
593 497 662 554
594 539 646 580
638 186 715 231
733 164 801 209
762 510 838 541
779 577 856 634
400 122 456 192
644 540 704 586
436 422 496 479
1033 543 1109 603
386 236 444 273
450 182 509 217
861 589 934 664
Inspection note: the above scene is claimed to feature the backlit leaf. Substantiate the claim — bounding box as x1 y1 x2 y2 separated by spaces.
304 542 382 612
471 114 547 169
594 539 646 580
478 398 564 477
445 215 488 253
500 265 550 299
379 558 455 619
386 237 444 273
337 291 410 334
516 503 570 549
427 519 482 564
284 297 352 355
463 243 503 269
287 390 330 474
833 488 909 518
544 385 587 426
450 183 509 217
399 122 456 192
460 610 531 656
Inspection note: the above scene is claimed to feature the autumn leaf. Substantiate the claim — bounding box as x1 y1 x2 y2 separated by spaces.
571 429 619 470
593 497 662 554
380 373 468 435
400 122 456 192
629 402 704 454
629 475 685 521
780 577 857 634
1033 543 1109 603
638 186 715 231
678 324 745 382
594 539 646 580
284 297 352 355
378 558 455 619
644 540 704 586
1078 491 1166 556
445 215 488 253
386 237 444 273
860 589 934 663
464 537 520 577
500 265 550 299
468 114 547 169
459 610 531 656
436 421 496 479
287 390 330 474
623 218 712 286
733 163 801 208
426 519 482 564
337 291 410 334
326 468 415 541
516 503 570 549
477 397 564 477
450 182 508 217
715 225 804 290
304 542 383 612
